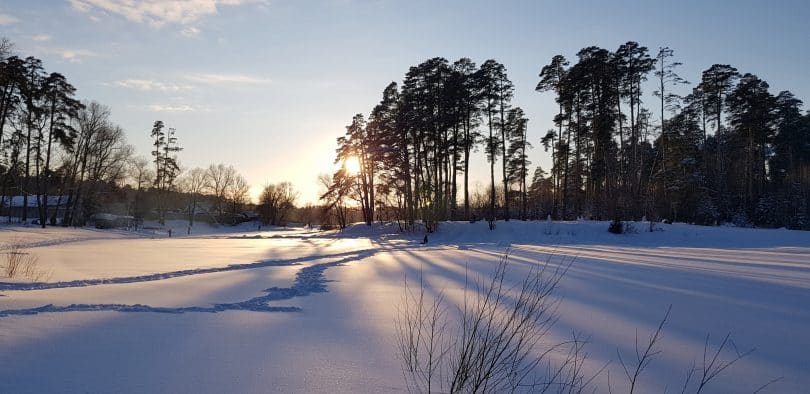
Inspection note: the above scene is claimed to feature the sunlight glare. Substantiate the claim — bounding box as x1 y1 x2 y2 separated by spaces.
344 156 361 176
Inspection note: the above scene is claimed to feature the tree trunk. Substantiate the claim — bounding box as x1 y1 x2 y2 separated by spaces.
499 94 509 221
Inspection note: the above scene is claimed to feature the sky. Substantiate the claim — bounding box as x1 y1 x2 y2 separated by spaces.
1 0 809 204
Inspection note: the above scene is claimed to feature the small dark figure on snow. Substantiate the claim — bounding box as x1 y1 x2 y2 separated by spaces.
168 229 173 238
420 235 428 244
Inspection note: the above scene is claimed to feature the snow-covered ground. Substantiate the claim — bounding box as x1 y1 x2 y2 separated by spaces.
0 221 808 393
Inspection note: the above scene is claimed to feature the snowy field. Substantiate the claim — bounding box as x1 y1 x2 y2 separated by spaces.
1 220 809 393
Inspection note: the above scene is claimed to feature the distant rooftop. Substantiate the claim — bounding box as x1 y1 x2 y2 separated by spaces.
4 196 69 208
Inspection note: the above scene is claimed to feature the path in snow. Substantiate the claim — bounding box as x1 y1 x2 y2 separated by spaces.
0 248 375 291
0 249 381 317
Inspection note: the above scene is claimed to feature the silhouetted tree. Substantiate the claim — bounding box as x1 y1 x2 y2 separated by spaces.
150 121 181 225
505 107 530 220
260 182 297 226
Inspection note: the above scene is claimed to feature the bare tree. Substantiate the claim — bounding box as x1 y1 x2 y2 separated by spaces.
319 171 350 229
259 182 297 226
128 156 153 191
205 163 235 217
179 167 209 231
62 101 131 226
126 156 153 223
227 173 250 214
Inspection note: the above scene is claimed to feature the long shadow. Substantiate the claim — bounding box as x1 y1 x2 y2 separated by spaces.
371 242 809 392
539 244 810 275
0 249 376 291
356 220 810 249
0 249 381 317
517 244 810 291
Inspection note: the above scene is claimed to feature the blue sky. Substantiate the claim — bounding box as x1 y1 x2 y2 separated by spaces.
2 0 809 203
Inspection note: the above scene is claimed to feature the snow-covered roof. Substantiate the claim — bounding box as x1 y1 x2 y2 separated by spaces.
5 196 69 208
91 213 134 221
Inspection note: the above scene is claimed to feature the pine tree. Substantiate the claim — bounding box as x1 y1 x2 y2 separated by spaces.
150 120 181 225
536 55 569 218
477 59 513 226
653 47 688 175
506 107 530 219
0 56 25 213
698 64 739 219
615 42 655 216
38 72 82 227
452 58 481 221
335 113 376 225
20 56 45 222
727 73 775 218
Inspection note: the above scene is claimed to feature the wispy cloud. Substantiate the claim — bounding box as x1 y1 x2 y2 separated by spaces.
0 13 18 25
31 34 52 42
148 104 197 112
61 49 98 63
112 74 268 91
69 0 265 27
181 26 201 38
185 73 271 86
113 79 191 92
38 47 99 63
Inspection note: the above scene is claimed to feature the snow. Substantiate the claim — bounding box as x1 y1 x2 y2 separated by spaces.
0 220 809 393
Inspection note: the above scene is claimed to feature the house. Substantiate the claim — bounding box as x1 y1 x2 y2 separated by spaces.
90 213 136 229
1 195 69 222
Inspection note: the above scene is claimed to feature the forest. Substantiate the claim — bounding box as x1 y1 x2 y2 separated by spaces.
322 42 810 230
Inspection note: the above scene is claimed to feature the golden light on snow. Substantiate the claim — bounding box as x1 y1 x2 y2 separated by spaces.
344 156 361 176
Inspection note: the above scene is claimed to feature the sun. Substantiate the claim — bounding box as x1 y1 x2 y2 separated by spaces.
344 156 361 176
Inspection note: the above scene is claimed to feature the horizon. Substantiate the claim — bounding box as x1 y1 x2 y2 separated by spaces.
2 0 810 204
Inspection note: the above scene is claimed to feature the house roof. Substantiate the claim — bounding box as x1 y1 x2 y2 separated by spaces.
6 196 69 208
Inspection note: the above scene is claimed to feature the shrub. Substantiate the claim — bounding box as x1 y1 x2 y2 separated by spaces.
3 240 51 282
396 253 585 393
397 253 761 393
608 219 624 234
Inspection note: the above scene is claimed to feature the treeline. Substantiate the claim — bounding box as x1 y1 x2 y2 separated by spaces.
0 37 368 231
0 38 280 229
538 43 809 228
324 42 810 230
